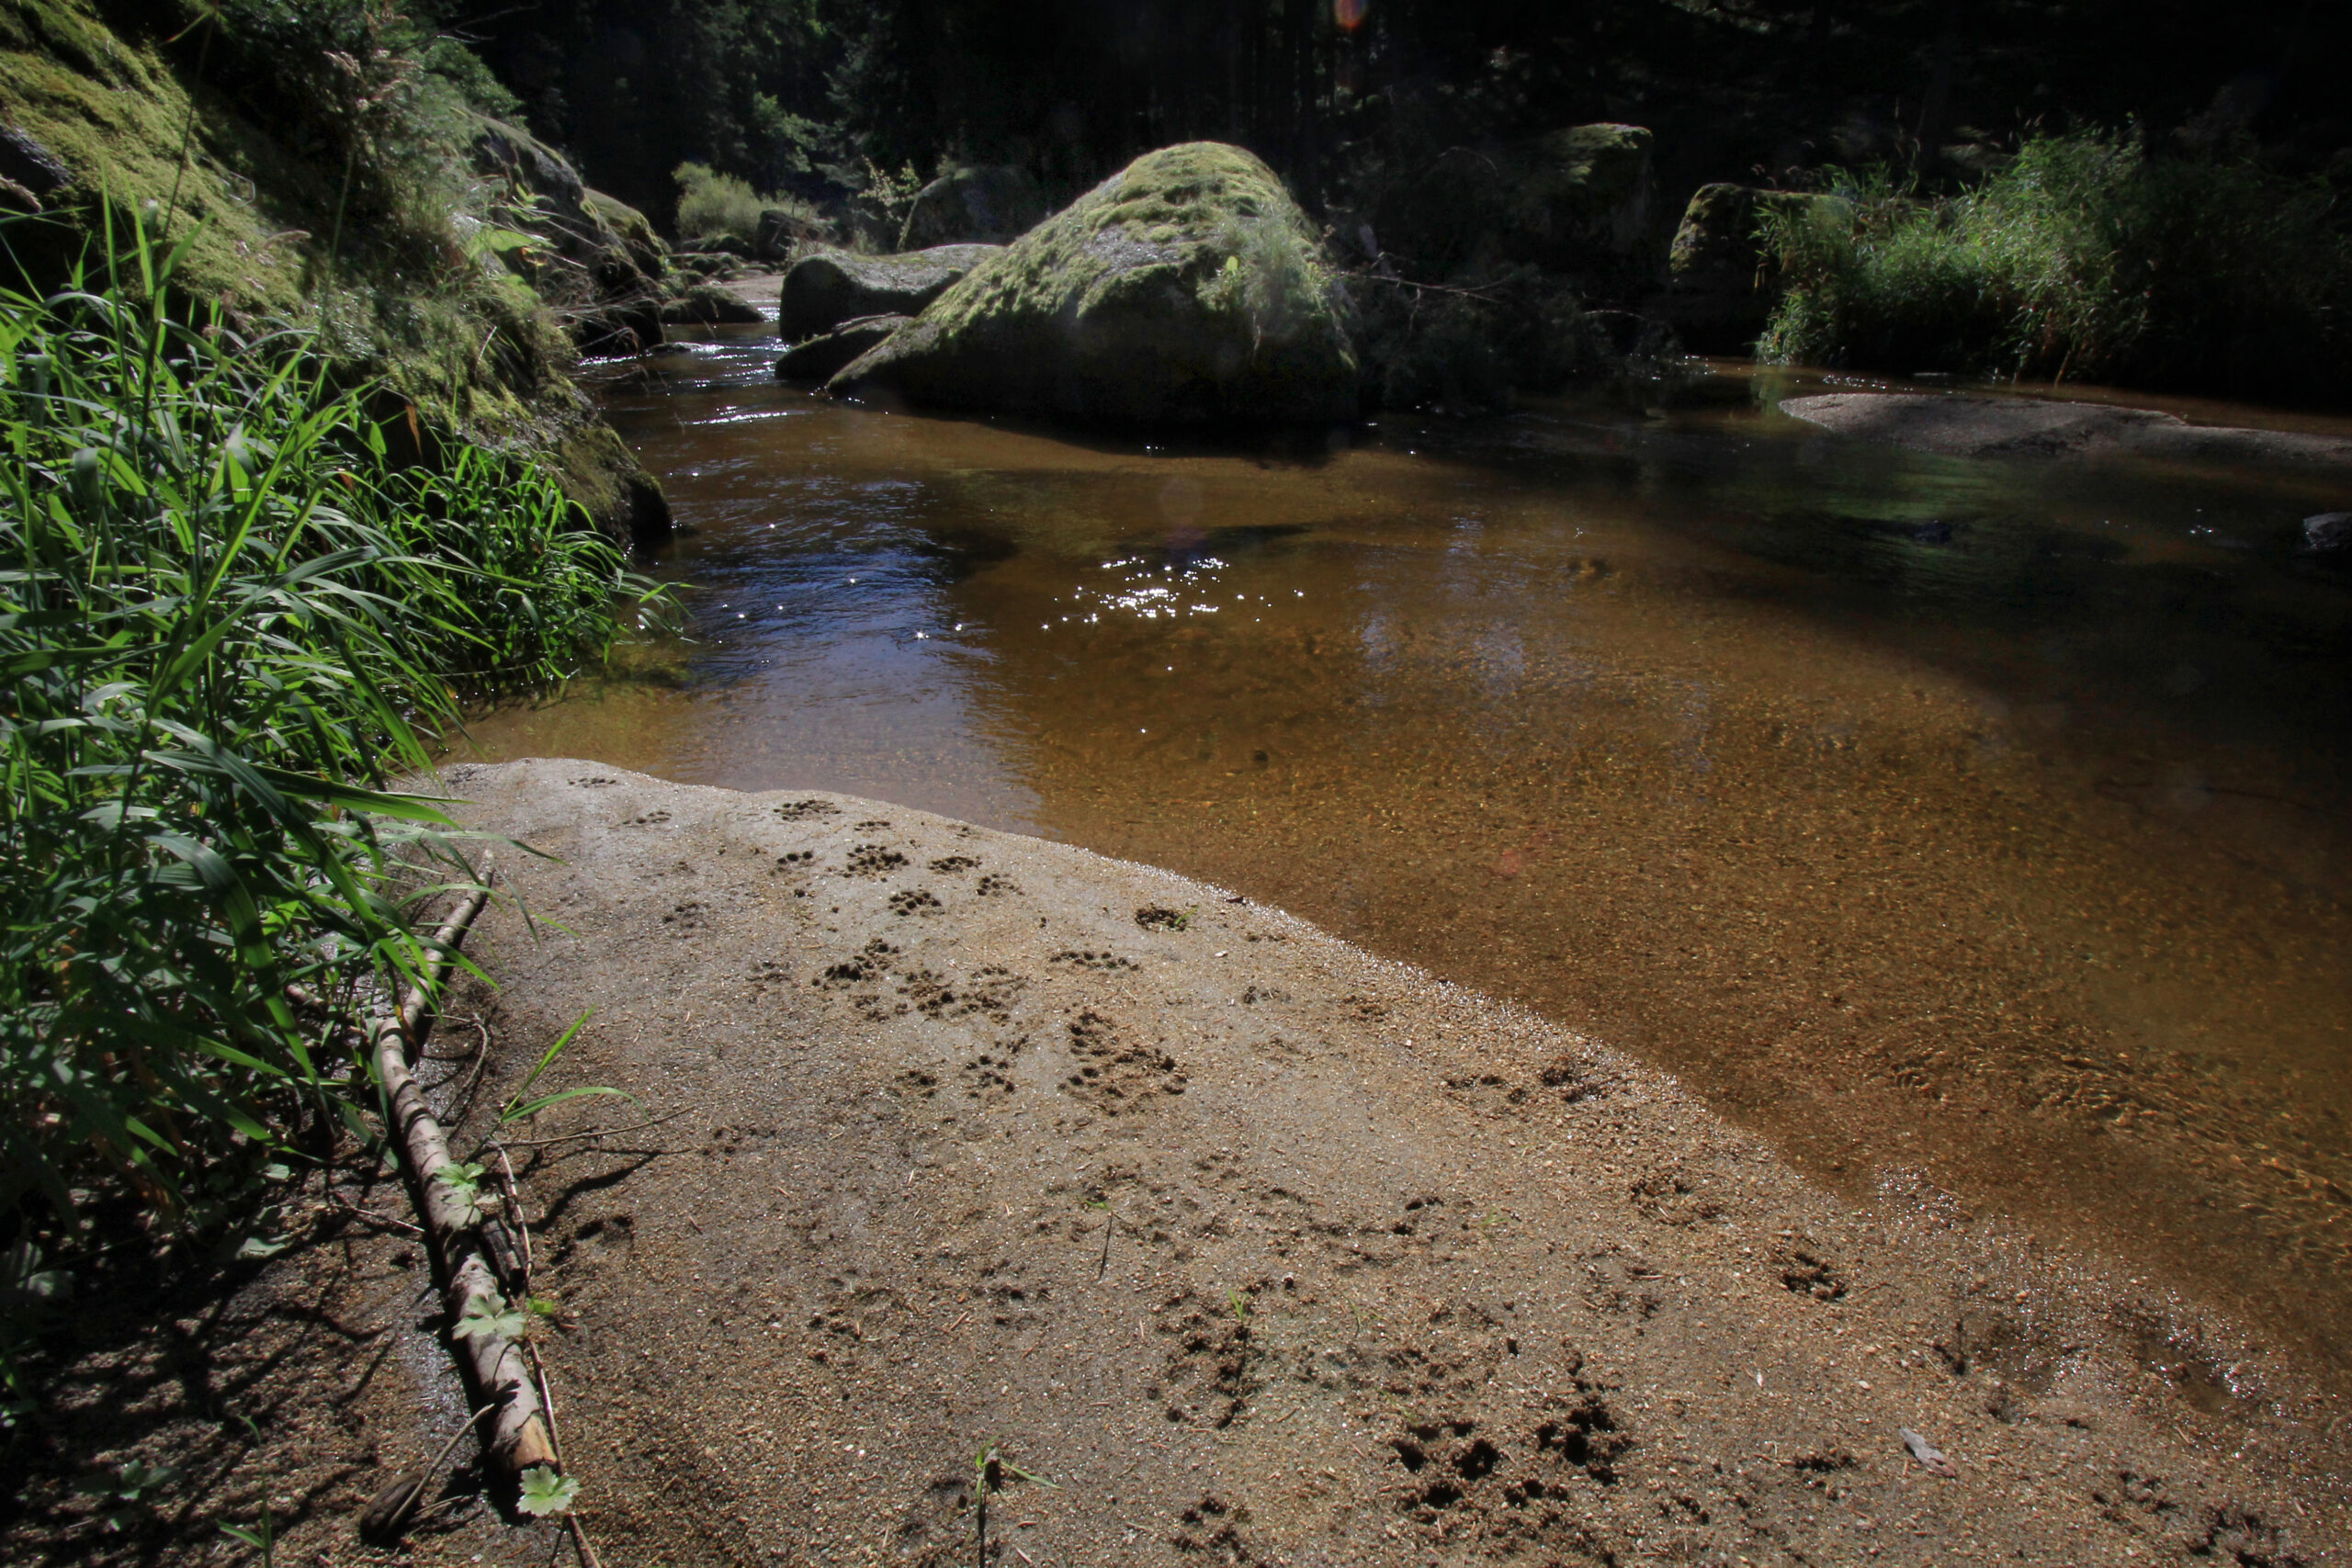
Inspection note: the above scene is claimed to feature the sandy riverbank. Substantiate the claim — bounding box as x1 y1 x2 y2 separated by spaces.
13 760 2343 1566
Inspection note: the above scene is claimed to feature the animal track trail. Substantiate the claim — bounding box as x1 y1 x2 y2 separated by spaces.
926 854 979 874
772 797 841 821
975 874 1020 897
1060 1010 1186 1112
1049 948 1138 972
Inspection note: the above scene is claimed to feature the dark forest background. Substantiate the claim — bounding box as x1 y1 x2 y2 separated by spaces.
424 0 2350 231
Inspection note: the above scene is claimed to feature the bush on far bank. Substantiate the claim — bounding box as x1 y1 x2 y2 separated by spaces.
1758 130 2352 402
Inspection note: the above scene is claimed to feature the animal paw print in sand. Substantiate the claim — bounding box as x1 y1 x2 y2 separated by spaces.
813 940 897 991
566 774 618 787
1134 904 1191 931
1443 1072 1529 1113
1049 948 1137 972
896 1067 939 1100
1539 1054 1619 1105
773 797 840 821
976 874 1020 897
1774 1237 1847 1302
619 807 672 827
1385 1401 1631 1540
846 843 909 878
774 849 817 873
894 964 1028 1025
1149 1286 1268 1428
1339 993 1390 1020
928 854 979 874
661 900 707 934
1061 1009 1185 1111
888 888 943 918
854 818 892 829
960 1037 1025 1100
1239 984 1291 1005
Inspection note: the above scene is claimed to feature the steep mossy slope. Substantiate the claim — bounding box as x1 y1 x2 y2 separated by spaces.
0 0 667 541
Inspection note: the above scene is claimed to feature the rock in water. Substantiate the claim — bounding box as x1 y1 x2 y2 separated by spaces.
776 315 910 381
832 142 1359 428
899 164 1048 249
779 245 1001 340
2306 513 2352 552
661 281 765 326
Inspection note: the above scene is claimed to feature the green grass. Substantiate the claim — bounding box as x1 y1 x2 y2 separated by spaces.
0 217 653 1269
673 160 820 245
1758 130 2352 400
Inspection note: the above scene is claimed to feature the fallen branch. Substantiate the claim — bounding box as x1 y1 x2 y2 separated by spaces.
368 873 560 1479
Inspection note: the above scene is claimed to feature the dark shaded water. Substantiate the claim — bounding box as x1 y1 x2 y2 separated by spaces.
459 322 2352 1381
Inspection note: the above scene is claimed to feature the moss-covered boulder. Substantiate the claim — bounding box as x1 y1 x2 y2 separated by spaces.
899 164 1048 249
831 142 1358 428
1373 124 1657 279
662 281 766 327
779 244 1001 340
1660 183 1834 351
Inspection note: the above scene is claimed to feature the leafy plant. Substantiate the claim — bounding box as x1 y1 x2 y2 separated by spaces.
453 1291 528 1341
493 1011 635 1131
435 1160 491 1225
516 1463 579 1516
0 217 661 1235
81 1459 177 1532
219 1502 276 1566
1757 130 2352 397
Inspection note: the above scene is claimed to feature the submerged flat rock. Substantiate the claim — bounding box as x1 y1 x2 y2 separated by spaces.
409 760 2337 1564
1784 390 2352 466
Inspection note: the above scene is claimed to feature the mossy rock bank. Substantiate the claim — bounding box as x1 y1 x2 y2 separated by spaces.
898 163 1047 249
0 0 669 545
778 244 1001 339
1658 182 1832 351
832 141 1359 429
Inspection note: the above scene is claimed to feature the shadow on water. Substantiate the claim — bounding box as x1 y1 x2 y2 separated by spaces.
460 322 2352 1387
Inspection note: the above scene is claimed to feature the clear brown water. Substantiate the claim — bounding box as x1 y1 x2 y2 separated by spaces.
459 323 2352 1380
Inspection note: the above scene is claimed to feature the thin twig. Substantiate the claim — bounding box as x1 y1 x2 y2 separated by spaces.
498 1109 689 1150
503 1155 603 1568
1097 1206 1115 1280
322 1198 423 1235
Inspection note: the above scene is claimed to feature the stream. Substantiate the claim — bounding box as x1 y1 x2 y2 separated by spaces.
457 313 2352 1388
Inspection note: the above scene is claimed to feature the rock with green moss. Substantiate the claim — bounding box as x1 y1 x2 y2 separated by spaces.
832 142 1358 428
899 164 1048 249
1374 123 1657 278
662 281 765 327
1661 183 1835 351
779 245 1001 339
776 314 910 381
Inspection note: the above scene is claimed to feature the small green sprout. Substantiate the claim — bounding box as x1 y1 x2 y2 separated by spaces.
516 1465 579 1517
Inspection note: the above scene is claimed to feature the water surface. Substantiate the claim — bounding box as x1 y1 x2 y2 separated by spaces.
460 325 2352 1380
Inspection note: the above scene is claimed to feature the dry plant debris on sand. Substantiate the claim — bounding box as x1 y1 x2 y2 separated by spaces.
19 759 2343 1566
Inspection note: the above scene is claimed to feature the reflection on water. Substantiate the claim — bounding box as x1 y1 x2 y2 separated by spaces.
458 326 2352 1378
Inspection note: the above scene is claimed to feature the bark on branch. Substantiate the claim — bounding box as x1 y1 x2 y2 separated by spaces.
370 876 559 1477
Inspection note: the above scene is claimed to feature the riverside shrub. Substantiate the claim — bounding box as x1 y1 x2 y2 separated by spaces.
0 231 650 1240
1758 130 2352 400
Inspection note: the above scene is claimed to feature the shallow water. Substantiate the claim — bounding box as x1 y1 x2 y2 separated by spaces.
459 322 2352 1380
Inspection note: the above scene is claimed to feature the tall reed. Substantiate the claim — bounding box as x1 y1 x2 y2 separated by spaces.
0 216 647 1238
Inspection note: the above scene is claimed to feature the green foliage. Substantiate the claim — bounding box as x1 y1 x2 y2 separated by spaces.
494 1010 633 1129
674 160 821 245
0 222 654 1233
515 1464 579 1517
454 1291 528 1340
1758 131 2352 398
1353 264 1607 413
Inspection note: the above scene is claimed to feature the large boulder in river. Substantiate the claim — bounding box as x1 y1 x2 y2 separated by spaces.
1657 183 1831 351
899 164 1049 249
778 244 1001 340
1373 124 1657 279
831 141 1359 428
